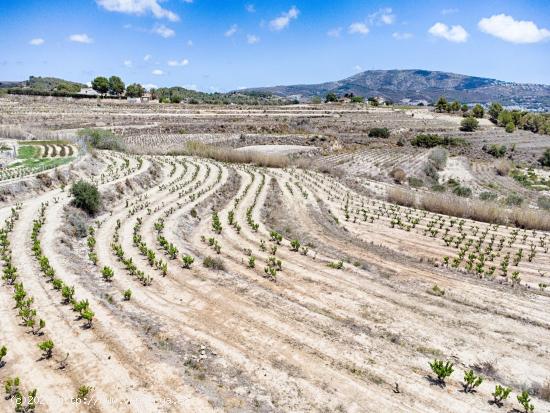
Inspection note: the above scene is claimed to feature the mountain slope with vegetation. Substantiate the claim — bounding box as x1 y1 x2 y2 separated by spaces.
242 69 550 110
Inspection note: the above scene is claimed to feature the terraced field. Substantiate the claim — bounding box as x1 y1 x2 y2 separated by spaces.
0 96 549 413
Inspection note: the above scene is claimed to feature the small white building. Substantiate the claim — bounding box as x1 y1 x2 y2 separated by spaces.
79 87 99 96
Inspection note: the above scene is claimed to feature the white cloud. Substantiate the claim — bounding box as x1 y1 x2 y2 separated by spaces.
247 34 260 44
144 54 152 61
353 65 363 72
428 22 468 42
29 38 45 46
167 59 189 66
225 24 238 37
392 32 413 40
348 22 369 35
269 6 299 31
441 8 459 15
327 27 342 38
153 24 175 38
245 4 255 13
369 8 395 25
69 33 94 44
478 14 550 44
152 69 164 75
124 60 133 67
96 0 179 22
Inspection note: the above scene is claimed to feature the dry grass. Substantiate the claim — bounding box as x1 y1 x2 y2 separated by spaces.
387 188 550 231
494 159 512 176
169 141 290 168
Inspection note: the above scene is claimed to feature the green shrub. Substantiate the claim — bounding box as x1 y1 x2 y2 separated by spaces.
485 144 507 158
505 122 515 133
452 185 472 197
408 177 424 188
411 134 465 148
368 128 390 139
429 359 454 384
460 116 479 132
70 180 101 214
78 128 126 152
505 193 524 207
479 192 497 201
540 149 550 167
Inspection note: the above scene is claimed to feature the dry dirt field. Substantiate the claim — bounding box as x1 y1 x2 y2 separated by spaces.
0 95 549 413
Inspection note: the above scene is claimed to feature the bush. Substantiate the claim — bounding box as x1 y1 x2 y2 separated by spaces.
540 149 550 167
460 116 479 132
452 185 472 197
505 122 515 133
505 193 524 207
368 128 390 139
537 196 550 210
411 134 465 148
495 159 511 176
78 128 126 152
429 359 454 385
325 92 338 103
203 256 225 271
471 104 484 118
70 180 101 214
485 144 507 158
428 147 448 170
479 192 497 201
389 168 406 184
408 177 424 188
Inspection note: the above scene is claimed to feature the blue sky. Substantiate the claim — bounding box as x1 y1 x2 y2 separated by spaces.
1 0 549 91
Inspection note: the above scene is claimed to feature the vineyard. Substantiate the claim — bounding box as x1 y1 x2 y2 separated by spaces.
0 96 549 413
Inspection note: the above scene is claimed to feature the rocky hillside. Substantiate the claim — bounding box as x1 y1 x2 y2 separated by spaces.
241 69 550 110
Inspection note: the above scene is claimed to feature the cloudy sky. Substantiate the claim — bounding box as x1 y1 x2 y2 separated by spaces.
1 0 549 91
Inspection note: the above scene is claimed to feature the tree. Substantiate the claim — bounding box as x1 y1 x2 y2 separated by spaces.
351 96 364 103
70 180 101 214
488 102 503 123
325 92 338 103
91 76 109 95
472 104 485 118
450 101 461 112
463 370 483 393
460 116 479 132
429 359 454 385
539 148 550 167
108 76 125 96
435 96 448 112
126 83 145 98
367 96 379 106
461 104 468 113
38 340 54 359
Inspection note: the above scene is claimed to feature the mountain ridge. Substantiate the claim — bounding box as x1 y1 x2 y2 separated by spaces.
239 69 550 110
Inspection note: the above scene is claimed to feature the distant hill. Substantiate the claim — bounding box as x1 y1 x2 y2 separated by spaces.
0 76 86 93
240 70 550 110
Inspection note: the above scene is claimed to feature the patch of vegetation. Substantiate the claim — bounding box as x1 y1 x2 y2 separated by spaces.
460 116 479 132
368 128 390 139
411 134 466 148
70 180 101 215
203 256 225 271
408 177 424 188
483 144 507 158
17 145 39 160
479 191 497 201
78 128 126 152
537 196 550 210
